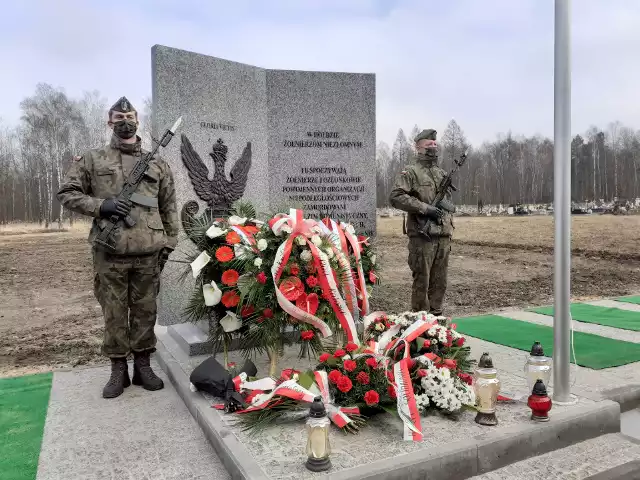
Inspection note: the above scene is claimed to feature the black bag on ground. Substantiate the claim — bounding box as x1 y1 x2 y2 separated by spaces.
189 357 258 412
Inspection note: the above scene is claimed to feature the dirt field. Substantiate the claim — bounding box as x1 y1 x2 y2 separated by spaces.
2 215 640 377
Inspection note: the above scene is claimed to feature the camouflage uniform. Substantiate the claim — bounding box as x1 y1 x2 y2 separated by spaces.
57 97 179 398
389 129 454 315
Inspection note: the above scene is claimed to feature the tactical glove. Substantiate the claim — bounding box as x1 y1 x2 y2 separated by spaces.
99 198 132 218
423 204 444 220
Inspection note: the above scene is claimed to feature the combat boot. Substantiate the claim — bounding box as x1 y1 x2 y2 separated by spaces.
132 351 164 391
102 357 131 399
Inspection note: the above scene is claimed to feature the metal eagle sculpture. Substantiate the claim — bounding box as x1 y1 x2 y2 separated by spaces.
180 134 252 244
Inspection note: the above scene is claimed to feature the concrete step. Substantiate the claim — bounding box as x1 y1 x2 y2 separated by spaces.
469 433 640 480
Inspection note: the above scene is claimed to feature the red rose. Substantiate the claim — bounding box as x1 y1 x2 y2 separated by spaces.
388 385 397 399
363 390 379 406
345 342 358 353
290 263 300 276
301 330 314 341
337 376 353 393
328 370 342 384
443 359 457 370
343 360 357 372
333 349 346 358
256 272 267 284
366 358 378 368
417 369 428 377
319 353 330 363
422 339 432 349
456 338 465 347
355 371 370 385
241 305 255 318
458 373 473 385
306 276 318 288
262 308 273 318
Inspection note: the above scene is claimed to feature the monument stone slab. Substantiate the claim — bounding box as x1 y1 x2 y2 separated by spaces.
151 45 376 355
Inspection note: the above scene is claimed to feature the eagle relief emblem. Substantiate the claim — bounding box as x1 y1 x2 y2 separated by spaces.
180 134 252 243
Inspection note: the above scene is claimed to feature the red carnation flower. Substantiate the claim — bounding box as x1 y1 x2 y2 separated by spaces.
328 370 342 384
336 376 353 393
345 342 358 353
388 385 397 399
343 360 357 372
456 338 465 347
319 353 330 363
262 308 274 318
300 330 314 341
306 276 318 288
366 358 378 368
355 371 370 385
363 390 379 406
333 349 346 358
256 272 267 284
241 305 255 318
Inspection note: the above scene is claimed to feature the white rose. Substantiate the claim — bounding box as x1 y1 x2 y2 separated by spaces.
282 225 292 234
296 235 306 246
300 249 313 262
254 257 263 267
257 239 268 251
311 235 322 247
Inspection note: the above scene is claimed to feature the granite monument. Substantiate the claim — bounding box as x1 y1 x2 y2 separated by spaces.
151 44 376 355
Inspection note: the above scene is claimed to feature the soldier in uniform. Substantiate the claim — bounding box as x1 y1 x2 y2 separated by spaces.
389 129 454 316
57 97 179 398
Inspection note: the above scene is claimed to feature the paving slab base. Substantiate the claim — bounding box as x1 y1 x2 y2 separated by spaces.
154 327 623 480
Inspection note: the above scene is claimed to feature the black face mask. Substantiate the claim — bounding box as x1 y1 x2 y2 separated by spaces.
112 120 137 139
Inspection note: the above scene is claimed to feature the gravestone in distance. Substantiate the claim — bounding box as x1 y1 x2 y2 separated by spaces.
152 44 376 356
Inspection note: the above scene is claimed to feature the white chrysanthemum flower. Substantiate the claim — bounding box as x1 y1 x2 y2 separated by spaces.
257 239 268 251
300 249 313 262
296 235 306 246
254 258 263 267
311 234 322 247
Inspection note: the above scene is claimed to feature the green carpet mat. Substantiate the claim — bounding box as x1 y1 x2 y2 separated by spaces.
529 303 640 332
454 315 640 369
0 373 53 480
616 296 640 305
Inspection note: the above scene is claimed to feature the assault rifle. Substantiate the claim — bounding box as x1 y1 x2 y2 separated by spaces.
93 117 183 252
408 148 469 239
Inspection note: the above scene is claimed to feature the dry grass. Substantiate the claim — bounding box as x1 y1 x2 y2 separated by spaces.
0 220 91 236
377 214 640 256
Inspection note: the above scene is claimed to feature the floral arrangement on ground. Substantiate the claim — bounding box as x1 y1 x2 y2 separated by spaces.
182 201 379 376
198 311 478 441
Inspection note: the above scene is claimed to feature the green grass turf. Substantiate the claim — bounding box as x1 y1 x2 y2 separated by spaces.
530 303 640 332
615 296 640 306
0 373 53 480
454 315 640 369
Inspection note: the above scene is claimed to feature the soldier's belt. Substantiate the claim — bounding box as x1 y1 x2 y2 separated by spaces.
130 193 158 208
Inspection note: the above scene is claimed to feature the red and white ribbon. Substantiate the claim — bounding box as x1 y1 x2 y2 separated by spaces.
271 209 359 344
237 379 317 413
313 370 360 428
393 359 423 441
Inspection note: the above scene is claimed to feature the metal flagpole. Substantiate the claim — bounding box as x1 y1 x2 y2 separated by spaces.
553 0 573 403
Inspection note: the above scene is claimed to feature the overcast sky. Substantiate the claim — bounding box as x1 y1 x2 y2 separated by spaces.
1 0 638 146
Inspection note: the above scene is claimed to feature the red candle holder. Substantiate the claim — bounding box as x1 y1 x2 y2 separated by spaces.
527 379 552 422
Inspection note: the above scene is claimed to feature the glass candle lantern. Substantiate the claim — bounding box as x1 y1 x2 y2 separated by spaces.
305 397 332 472
473 352 500 426
524 341 552 394
527 379 552 422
